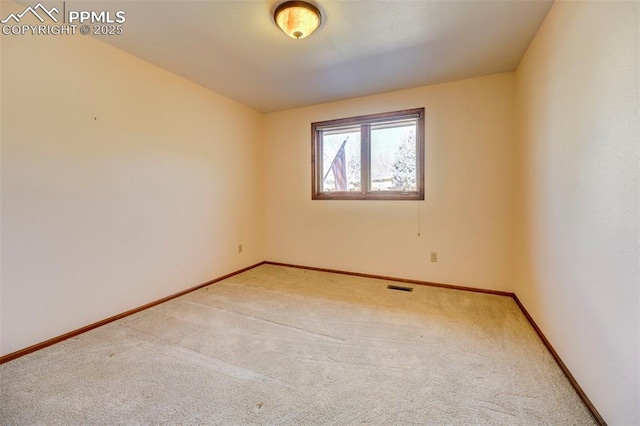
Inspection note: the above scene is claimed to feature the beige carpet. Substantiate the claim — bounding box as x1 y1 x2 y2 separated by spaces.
1 264 595 425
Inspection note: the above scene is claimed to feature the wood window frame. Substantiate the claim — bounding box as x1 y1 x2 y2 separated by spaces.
311 108 425 200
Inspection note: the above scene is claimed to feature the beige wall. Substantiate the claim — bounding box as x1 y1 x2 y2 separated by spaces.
515 1 639 424
263 74 517 291
2 1 638 423
0 1 263 355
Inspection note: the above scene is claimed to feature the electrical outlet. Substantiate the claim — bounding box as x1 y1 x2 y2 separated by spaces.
238 244 243 253
430 252 438 262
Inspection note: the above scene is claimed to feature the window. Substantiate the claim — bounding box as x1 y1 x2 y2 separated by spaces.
312 108 425 200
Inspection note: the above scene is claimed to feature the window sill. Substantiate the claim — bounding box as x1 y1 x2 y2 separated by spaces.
312 191 424 201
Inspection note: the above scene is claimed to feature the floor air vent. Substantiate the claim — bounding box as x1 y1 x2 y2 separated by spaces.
387 284 413 292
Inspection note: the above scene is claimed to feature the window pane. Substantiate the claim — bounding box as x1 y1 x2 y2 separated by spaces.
370 122 417 192
321 128 361 192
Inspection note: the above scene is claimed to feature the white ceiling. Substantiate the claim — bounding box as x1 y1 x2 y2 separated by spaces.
86 0 553 112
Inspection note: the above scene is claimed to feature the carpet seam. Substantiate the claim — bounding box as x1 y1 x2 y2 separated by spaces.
263 261 607 425
0 261 265 365
0 259 607 425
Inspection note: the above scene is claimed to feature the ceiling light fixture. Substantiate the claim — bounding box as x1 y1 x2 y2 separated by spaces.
274 1 322 40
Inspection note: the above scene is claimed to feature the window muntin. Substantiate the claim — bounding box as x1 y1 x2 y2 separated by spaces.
312 108 424 200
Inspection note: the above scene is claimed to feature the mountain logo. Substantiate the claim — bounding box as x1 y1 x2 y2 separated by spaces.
1 3 59 24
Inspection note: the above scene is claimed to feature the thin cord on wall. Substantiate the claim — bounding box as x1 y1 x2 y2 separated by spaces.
417 202 421 237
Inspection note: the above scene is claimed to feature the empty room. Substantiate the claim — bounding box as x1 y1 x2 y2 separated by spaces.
1 0 638 424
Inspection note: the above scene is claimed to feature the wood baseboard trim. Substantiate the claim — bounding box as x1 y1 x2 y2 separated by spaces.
265 261 606 425
264 261 515 297
0 262 265 365
512 295 607 426
0 259 606 424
